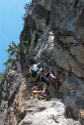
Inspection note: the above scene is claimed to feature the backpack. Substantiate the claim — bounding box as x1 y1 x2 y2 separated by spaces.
28 67 32 76
31 65 40 77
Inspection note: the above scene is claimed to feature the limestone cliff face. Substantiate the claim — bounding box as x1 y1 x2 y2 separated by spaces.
0 56 23 125
0 0 84 125
20 0 84 122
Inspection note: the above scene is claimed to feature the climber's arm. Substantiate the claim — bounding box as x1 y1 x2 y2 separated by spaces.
33 90 42 94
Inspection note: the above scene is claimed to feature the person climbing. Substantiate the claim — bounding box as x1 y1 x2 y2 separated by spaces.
40 71 56 95
28 61 42 78
31 86 43 99
28 61 56 97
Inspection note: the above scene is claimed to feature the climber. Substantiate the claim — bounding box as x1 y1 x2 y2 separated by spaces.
28 61 42 78
31 86 43 99
28 61 56 96
40 71 56 95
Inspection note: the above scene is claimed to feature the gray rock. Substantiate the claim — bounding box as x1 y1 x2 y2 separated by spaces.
19 99 81 125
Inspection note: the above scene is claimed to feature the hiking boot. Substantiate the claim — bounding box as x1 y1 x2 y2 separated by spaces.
45 89 49 95
41 92 48 97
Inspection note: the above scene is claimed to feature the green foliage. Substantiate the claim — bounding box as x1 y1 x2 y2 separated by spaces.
22 2 32 20
3 58 13 67
24 40 30 54
4 41 20 67
6 41 20 57
25 40 30 46
0 72 3 78
0 72 4 83
24 2 32 11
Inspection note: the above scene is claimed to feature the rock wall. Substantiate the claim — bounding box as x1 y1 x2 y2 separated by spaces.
0 0 84 125
0 57 23 125
20 0 84 121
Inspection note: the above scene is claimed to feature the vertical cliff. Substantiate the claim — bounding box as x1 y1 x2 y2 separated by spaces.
0 0 84 125
20 0 84 123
